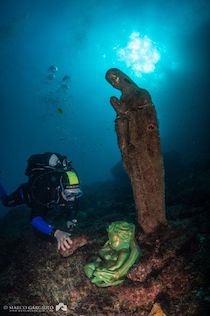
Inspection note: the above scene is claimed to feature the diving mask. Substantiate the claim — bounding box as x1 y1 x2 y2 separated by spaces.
63 187 83 201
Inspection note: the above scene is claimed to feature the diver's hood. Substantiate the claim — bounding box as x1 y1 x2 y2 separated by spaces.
60 170 83 201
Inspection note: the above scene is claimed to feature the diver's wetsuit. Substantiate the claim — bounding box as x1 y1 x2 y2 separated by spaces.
0 170 80 236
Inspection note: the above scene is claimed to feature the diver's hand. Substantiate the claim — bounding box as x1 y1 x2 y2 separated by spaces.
54 229 73 252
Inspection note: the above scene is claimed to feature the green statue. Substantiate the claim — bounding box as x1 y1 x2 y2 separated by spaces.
84 221 141 287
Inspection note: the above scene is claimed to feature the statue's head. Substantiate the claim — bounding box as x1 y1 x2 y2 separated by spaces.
107 221 135 251
105 68 136 91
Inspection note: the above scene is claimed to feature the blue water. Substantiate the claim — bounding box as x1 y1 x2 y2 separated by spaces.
0 0 209 212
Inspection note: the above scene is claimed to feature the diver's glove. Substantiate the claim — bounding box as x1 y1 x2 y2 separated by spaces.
54 229 73 252
66 219 78 231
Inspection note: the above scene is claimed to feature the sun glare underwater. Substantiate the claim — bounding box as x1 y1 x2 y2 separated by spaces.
116 32 160 77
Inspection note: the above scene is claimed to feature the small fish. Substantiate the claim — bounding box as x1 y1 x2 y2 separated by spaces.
47 73 55 80
48 65 58 73
56 107 64 114
62 75 71 82
60 83 69 90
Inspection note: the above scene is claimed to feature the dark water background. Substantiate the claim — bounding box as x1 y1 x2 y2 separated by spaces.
0 0 210 216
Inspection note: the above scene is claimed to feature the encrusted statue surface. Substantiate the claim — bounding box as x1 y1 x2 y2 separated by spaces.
84 221 140 287
106 68 166 233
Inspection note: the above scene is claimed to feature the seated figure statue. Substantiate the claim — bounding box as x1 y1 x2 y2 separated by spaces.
84 221 141 287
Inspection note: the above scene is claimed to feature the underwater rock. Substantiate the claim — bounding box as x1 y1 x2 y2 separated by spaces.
59 235 89 257
109 281 162 310
128 225 196 282
109 243 191 313
106 68 166 234
0 164 209 315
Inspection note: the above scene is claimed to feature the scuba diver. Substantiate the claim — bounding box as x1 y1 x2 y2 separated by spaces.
0 152 83 252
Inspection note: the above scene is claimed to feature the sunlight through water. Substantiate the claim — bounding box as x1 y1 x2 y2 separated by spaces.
117 32 160 77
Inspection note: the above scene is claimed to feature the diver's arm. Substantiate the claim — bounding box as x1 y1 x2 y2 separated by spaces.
31 216 57 236
31 214 72 251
